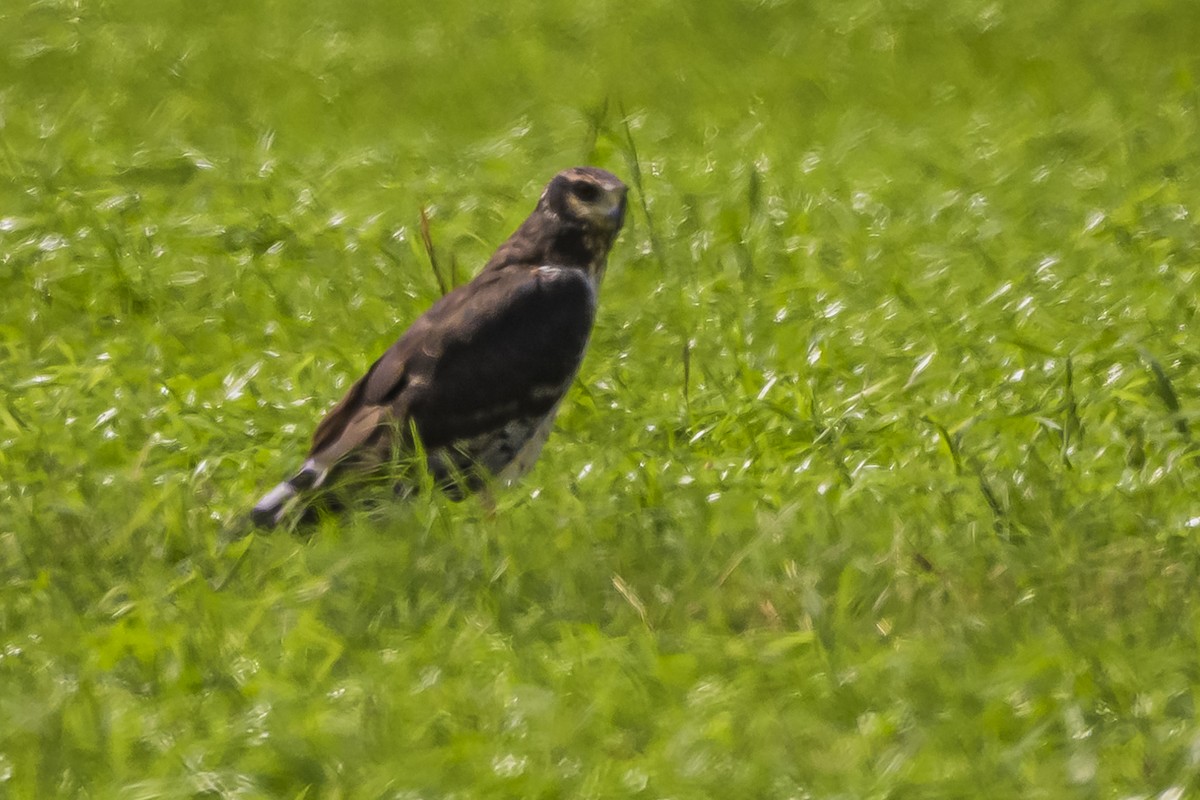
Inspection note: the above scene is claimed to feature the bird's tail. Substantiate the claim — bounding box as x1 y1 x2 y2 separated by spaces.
251 460 327 529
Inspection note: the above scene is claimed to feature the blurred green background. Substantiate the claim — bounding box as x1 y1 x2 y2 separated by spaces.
3 0 1200 796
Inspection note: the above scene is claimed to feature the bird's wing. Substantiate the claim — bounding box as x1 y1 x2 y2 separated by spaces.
307 265 598 469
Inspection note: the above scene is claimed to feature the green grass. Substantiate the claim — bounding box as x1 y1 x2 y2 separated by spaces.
3 0 1200 796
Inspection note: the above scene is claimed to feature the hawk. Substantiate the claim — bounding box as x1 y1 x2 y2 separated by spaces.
251 167 628 528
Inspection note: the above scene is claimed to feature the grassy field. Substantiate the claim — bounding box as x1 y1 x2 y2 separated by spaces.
3 0 1200 796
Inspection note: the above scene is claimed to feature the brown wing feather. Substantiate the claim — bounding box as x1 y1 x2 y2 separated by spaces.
305 264 596 470
308 370 373 456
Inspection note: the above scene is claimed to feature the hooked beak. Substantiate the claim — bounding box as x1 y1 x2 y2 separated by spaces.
607 193 628 228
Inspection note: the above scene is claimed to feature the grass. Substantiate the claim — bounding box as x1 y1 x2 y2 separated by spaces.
2 0 1200 796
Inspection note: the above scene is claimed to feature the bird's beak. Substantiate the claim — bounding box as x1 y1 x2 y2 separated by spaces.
607 193 627 228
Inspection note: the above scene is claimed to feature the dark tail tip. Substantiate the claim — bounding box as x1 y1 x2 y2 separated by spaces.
251 481 298 529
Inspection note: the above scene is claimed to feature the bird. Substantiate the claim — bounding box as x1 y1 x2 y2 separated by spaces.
251 167 628 528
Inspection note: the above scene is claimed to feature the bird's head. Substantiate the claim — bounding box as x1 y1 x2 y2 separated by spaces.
539 167 628 233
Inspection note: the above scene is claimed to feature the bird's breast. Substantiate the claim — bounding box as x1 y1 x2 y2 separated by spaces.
494 405 562 484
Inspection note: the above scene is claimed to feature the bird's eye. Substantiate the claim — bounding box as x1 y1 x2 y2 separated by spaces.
572 182 602 203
